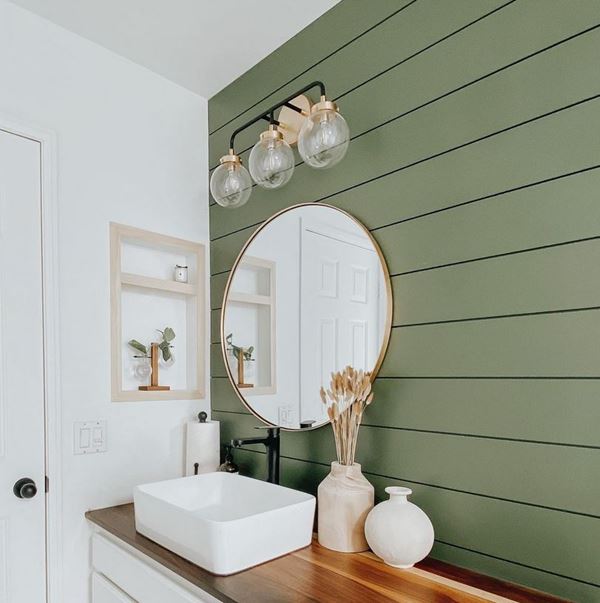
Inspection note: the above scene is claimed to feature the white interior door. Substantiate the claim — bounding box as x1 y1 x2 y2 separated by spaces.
0 130 47 602
300 221 382 424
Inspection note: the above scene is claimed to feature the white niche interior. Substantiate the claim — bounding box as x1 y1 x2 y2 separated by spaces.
224 256 276 395
110 223 205 401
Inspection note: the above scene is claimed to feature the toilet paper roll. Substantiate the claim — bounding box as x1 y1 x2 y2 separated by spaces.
185 419 220 476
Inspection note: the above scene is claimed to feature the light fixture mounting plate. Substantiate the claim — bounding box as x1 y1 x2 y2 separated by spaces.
277 94 312 146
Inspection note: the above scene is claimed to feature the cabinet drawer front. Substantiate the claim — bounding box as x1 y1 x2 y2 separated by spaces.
92 534 212 603
92 573 135 603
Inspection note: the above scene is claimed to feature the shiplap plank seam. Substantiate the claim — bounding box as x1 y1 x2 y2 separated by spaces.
372 164 600 232
209 0 520 170
212 375 600 380
210 409 249 416
435 540 600 589
342 23 600 144
209 163 600 256
216 413 599 508
395 305 600 328
211 378 600 447
355 471 600 524
393 235 600 277
209 0 418 135
209 173 600 278
211 441 600 522
209 20 600 174
212 412 600 452
212 305 600 343
356 427 600 451
211 399 600 450
211 234 600 283
210 298 600 341
209 94 600 242
334 0 516 103
376 376 600 380
225 450 600 592
210 406 600 451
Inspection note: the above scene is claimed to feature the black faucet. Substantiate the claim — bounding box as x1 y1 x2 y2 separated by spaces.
231 426 280 484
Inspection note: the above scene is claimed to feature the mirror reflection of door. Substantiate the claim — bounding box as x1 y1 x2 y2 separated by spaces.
300 217 384 425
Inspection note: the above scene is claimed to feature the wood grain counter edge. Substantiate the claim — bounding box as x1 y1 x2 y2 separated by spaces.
86 504 570 603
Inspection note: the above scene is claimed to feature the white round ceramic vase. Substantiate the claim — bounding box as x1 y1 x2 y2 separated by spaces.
364 486 434 568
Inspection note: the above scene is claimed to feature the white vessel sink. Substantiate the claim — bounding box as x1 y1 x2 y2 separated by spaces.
133 473 315 575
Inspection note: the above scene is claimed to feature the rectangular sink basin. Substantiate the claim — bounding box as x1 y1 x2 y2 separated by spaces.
134 473 315 575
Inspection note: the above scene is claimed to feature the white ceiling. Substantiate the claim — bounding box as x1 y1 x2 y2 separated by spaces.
8 0 338 98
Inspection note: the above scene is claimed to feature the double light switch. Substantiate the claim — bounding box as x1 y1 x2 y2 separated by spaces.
74 420 107 454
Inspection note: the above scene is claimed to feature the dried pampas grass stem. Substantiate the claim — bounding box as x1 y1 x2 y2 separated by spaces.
320 366 374 466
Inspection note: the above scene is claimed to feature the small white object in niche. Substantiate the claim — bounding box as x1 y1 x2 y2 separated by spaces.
174 264 188 283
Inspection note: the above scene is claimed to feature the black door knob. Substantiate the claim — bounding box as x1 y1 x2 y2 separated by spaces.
13 478 37 499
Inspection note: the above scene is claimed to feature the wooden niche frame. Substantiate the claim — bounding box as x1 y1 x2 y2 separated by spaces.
110 222 205 401
225 255 277 396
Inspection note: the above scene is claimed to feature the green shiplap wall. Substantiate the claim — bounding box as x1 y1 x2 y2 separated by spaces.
208 2 600 600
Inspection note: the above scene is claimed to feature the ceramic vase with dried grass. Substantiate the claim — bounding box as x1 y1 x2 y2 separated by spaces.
317 366 375 552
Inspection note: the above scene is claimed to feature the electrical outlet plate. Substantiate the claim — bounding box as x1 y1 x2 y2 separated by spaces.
278 405 296 428
74 420 107 454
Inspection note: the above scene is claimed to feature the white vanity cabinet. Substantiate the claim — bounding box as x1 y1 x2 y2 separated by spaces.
91 531 221 603
92 573 135 603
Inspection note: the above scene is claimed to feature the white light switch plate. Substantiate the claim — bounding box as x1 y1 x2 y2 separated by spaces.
74 420 107 454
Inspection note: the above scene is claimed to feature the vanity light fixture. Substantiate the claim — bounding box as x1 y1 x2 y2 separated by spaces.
210 81 349 208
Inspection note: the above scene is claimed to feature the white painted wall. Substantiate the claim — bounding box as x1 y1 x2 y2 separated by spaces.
0 2 209 601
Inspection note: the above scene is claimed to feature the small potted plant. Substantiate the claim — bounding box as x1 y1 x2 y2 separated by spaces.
225 333 255 388
128 327 175 391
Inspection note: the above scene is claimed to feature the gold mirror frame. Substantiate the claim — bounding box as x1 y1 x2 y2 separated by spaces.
220 202 393 431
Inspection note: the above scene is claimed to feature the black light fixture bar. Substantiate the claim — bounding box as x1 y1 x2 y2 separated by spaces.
228 81 326 153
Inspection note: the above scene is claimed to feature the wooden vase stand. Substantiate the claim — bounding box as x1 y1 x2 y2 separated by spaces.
139 343 171 391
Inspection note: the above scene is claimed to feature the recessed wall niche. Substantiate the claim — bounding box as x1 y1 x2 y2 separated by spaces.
224 256 276 396
110 223 205 401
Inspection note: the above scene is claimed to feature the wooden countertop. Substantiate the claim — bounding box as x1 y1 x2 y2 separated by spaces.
86 504 568 603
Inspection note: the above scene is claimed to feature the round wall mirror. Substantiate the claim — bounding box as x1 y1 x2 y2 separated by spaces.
221 203 392 430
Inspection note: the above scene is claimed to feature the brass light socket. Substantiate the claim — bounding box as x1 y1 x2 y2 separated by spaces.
259 125 284 142
311 97 339 114
219 150 243 165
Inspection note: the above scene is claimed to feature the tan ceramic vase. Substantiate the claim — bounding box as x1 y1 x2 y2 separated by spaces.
317 462 374 552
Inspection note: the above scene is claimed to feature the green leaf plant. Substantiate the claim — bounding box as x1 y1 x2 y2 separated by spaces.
128 326 176 362
128 339 148 356
225 333 254 361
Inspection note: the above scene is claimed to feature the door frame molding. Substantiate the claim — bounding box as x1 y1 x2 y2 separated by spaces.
0 113 63 603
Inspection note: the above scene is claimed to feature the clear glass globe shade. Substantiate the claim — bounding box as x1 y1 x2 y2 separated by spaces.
298 109 350 169
249 136 295 189
210 162 252 208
